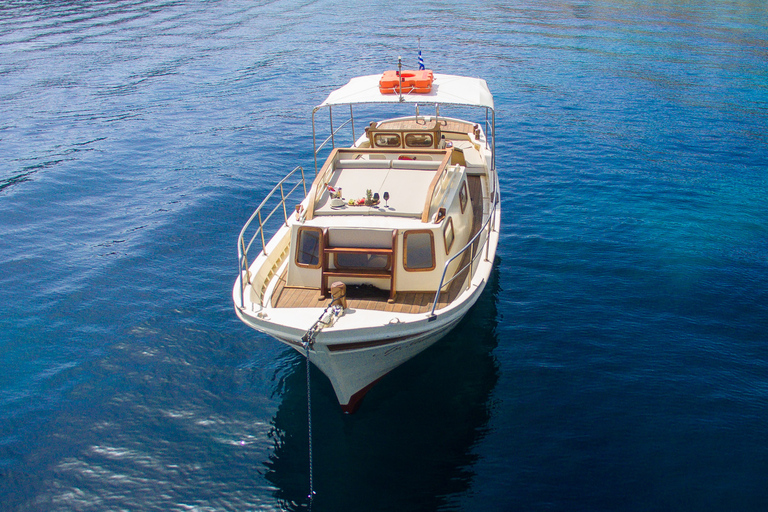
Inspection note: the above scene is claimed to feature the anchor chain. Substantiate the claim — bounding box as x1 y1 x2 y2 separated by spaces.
302 337 316 506
300 298 344 506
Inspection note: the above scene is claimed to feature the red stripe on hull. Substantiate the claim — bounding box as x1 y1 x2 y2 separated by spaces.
340 376 385 414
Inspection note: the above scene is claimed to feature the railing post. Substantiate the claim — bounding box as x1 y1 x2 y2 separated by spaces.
312 110 319 177
240 236 252 309
485 214 491 262
280 182 288 224
257 210 266 255
239 236 245 309
485 190 496 263
468 244 474 291
491 110 496 171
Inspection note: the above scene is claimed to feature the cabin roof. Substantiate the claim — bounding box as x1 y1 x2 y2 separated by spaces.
305 148 461 223
313 166 438 218
317 73 494 111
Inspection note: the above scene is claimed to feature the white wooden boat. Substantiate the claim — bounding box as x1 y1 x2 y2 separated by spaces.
233 69 500 412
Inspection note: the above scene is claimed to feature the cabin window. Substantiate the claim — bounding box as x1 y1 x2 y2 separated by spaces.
334 253 390 270
403 230 435 271
443 217 455 254
459 180 468 214
374 133 401 148
405 133 434 148
296 227 322 268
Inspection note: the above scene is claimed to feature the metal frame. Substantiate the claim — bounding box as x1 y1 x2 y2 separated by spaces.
237 166 306 309
429 172 499 316
312 102 496 176
310 93 498 316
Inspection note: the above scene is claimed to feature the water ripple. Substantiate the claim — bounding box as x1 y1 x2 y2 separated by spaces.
1 0 768 510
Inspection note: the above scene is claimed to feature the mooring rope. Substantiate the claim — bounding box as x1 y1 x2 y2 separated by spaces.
300 299 342 507
303 338 316 506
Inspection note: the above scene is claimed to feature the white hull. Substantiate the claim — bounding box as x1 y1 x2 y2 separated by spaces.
235 303 465 412
234 204 499 412
233 71 500 411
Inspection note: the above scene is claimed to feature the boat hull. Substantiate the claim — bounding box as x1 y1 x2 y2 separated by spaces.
311 313 465 413
234 184 500 412
236 279 487 413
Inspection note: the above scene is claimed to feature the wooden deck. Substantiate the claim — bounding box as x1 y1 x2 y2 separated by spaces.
270 277 446 314
270 175 485 313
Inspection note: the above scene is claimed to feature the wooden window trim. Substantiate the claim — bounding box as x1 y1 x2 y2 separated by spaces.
295 226 323 269
373 133 401 148
405 133 434 148
443 217 455 254
333 253 392 271
403 229 436 272
459 180 468 214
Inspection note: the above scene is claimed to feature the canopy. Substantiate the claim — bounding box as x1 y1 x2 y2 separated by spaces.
317 73 494 111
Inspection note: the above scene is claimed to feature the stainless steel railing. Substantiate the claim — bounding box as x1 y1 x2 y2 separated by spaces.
429 173 499 316
312 105 356 176
237 166 306 308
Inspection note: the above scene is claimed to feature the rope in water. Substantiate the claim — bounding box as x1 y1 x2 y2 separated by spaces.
300 298 343 507
304 339 316 505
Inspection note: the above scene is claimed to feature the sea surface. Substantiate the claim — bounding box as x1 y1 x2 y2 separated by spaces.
1 0 767 510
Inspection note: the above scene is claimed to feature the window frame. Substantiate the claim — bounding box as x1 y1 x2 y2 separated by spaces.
373 133 401 148
459 180 469 214
403 229 436 272
405 133 434 148
333 252 391 271
295 226 323 269
443 217 455 254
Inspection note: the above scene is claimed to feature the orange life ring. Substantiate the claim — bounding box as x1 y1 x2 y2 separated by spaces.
379 69 434 94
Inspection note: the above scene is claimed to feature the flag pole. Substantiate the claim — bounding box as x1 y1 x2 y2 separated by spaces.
418 38 425 71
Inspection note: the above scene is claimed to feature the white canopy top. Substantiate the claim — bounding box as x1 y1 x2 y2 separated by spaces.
317 73 494 111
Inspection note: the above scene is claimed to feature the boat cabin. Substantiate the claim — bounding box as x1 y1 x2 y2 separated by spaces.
287 143 479 301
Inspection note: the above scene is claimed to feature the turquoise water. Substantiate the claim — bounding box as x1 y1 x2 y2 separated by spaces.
1 1 767 510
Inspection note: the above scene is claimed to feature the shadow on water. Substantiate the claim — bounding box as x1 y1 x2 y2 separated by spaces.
264 261 502 511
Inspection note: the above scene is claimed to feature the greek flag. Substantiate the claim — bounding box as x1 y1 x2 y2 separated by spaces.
418 50 425 70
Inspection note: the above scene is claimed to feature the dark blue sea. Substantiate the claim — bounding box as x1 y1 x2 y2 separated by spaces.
2 1 767 510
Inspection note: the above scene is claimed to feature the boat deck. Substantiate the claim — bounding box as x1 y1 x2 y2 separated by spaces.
270 175 485 313
270 279 453 314
377 119 475 133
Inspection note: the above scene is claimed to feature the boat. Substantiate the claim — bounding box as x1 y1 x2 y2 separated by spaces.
233 66 500 413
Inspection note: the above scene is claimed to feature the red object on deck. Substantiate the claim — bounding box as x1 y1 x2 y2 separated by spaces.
379 69 434 94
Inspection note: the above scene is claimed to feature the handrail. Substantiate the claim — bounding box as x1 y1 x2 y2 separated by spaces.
315 117 354 158
420 149 455 222
237 166 306 309
312 110 355 176
429 175 499 316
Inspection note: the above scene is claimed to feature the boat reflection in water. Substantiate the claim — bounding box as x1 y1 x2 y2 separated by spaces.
263 262 501 511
